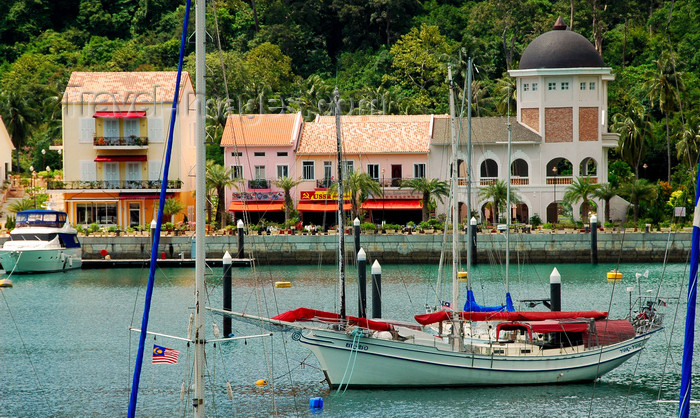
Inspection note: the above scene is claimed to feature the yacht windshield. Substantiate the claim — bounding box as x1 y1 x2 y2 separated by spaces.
15 212 66 228
10 233 59 241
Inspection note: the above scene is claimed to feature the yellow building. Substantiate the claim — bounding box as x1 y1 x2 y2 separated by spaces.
56 72 196 228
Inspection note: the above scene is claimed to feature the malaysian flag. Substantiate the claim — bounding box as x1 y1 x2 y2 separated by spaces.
152 344 179 364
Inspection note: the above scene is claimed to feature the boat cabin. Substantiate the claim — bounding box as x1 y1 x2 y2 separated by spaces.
15 210 68 229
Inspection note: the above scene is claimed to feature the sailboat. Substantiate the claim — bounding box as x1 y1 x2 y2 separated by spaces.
127 1 268 416
217 61 663 388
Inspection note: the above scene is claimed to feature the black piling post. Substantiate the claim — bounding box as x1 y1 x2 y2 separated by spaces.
353 217 360 264
236 219 244 259
358 248 367 319
470 217 478 265
590 214 598 265
550 267 561 311
371 260 382 319
223 251 232 337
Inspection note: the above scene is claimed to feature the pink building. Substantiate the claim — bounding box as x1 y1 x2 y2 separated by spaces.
295 115 433 226
220 112 303 223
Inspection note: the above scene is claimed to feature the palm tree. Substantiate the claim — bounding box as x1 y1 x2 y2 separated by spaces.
272 176 303 224
619 179 657 222
401 177 449 222
205 161 234 229
676 116 700 169
563 177 599 221
162 198 185 224
345 171 383 221
0 91 38 172
494 75 516 116
477 180 521 224
644 50 685 182
592 182 617 224
612 98 651 179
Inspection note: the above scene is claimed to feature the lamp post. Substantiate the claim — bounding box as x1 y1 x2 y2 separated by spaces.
58 149 62 170
41 149 46 171
642 163 648 178
30 166 36 209
552 166 558 223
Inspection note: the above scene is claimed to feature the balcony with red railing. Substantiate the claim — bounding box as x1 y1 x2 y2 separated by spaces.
93 136 149 148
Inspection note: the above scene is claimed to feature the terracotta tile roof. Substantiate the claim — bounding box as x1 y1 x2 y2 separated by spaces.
431 115 542 145
220 113 302 147
297 115 433 155
62 72 193 104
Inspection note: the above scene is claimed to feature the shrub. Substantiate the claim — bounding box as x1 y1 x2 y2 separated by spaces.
543 222 554 230
5 215 14 230
419 221 431 230
529 214 542 228
360 222 376 231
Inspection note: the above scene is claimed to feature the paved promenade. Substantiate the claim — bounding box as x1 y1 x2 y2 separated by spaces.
1 230 685 265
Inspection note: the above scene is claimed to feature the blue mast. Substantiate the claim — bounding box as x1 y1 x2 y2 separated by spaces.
679 160 700 417
128 1 191 415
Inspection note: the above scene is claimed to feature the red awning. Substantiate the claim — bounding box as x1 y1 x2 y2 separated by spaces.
496 320 590 340
93 111 147 119
297 202 352 212
119 193 173 200
94 155 148 162
414 310 609 326
228 201 284 212
361 199 422 210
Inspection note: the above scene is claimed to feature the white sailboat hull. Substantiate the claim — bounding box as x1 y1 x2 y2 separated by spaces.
300 328 659 387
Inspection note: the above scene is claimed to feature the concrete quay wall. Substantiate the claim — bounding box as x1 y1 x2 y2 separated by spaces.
52 231 692 264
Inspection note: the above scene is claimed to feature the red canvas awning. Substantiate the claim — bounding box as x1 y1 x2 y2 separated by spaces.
95 155 148 162
496 320 590 340
228 201 284 212
297 202 352 212
93 111 147 119
361 199 422 210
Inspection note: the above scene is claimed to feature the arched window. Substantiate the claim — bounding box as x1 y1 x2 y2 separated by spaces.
480 159 498 178
511 159 528 176
579 157 597 176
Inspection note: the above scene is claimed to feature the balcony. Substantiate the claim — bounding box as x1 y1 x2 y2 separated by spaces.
93 136 149 148
47 179 183 190
546 176 574 185
511 177 529 185
248 179 271 189
479 177 498 186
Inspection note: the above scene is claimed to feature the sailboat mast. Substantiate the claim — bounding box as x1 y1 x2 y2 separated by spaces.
466 58 473 282
679 163 700 417
334 87 346 321
448 66 459 313
505 101 512 293
193 0 206 414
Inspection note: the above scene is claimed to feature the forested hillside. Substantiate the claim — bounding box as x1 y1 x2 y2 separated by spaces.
0 0 699 224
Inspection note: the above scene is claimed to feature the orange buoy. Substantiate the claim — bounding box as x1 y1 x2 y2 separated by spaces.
255 379 268 387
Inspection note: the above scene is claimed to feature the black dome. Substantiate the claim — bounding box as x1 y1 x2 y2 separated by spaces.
519 28 605 69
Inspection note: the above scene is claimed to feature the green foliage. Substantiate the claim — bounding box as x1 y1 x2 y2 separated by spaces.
5 215 14 230
360 222 376 231
529 214 542 228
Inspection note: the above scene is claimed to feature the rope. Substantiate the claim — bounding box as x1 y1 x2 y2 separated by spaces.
0 285 54 415
333 327 364 395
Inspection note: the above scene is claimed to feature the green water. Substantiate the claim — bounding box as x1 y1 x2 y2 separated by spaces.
0 262 696 416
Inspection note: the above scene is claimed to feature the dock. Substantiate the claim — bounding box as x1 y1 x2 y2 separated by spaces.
82 258 253 269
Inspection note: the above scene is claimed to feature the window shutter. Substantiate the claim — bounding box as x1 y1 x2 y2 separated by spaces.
80 118 95 143
80 161 96 181
149 160 162 180
147 117 164 143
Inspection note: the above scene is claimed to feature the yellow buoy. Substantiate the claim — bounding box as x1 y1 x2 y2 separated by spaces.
457 271 468 282
255 379 268 387
275 281 291 288
607 271 622 281
0 278 13 288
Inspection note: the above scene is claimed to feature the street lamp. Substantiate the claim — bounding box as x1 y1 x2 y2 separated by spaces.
41 148 46 169
642 163 648 178
552 166 558 223
29 166 36 209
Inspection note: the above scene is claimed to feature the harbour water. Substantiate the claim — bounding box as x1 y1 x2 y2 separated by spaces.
1 262 697 416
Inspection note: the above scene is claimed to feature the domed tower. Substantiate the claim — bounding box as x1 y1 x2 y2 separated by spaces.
508 17 617 222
